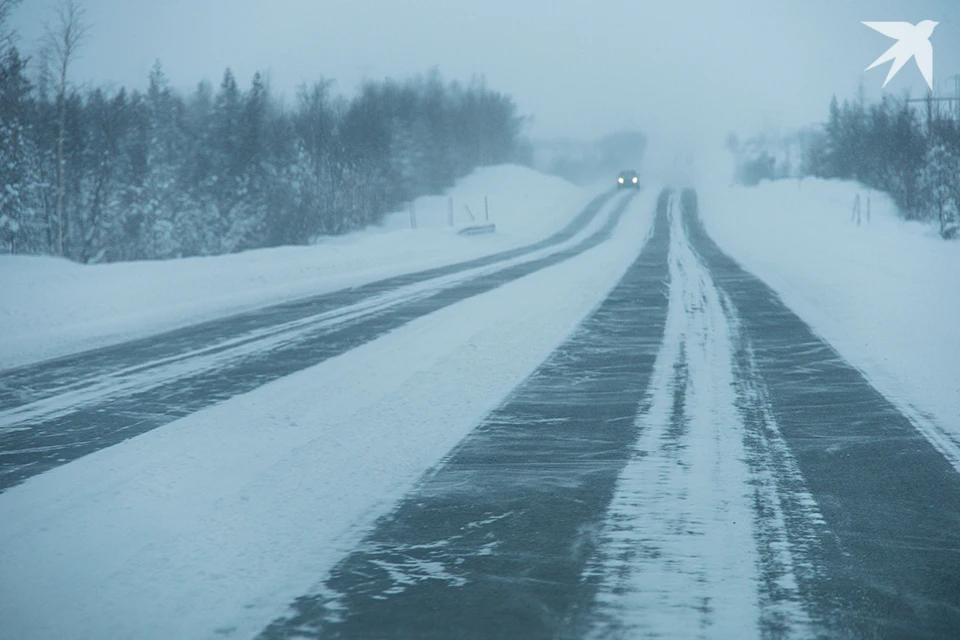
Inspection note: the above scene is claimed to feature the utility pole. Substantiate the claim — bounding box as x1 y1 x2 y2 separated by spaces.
907 74 960 124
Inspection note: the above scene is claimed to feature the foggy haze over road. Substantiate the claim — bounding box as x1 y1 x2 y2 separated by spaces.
4 1 960 637
9 0 960 141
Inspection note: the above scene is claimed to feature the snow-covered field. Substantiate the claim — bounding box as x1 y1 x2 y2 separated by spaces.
0 164 592 369
700 172 960 462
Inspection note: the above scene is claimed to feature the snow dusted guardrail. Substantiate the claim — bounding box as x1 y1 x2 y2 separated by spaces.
457 223 496 235
456 196 495 234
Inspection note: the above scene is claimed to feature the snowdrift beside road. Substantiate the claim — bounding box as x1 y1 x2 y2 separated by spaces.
700 176 960 459
0 165 589 369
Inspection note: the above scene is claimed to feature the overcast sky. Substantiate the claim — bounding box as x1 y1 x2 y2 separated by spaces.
9 0 960 143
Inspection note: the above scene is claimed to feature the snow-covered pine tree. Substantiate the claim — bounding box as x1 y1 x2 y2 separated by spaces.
919 137 960 239
0 46 42 254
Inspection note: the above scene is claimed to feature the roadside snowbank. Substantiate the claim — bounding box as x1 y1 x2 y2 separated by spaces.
700 174 960 458
0 165 590 369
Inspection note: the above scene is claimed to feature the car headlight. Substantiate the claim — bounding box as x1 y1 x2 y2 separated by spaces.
618 177 624 183
632 177 638 183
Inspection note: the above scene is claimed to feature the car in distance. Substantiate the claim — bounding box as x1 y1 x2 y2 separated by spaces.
617 170 639 189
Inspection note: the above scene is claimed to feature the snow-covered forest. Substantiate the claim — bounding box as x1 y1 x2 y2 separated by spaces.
732 94 960 240
803 95 960 238
0 2 524 262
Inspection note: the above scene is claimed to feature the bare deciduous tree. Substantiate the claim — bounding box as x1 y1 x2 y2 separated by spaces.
0 0 24 54
42 0 89 256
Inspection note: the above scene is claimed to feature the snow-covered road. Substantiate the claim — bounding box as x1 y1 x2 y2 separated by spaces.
258 190 960 639
685 188 960 638
578 192 808 638
0 189 631 490
259 190 673 640
2 183 960 639
0 185 654 639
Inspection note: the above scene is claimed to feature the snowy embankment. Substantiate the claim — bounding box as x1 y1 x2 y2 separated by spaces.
0 164 591 369
0 188 658 640
699 175 960 459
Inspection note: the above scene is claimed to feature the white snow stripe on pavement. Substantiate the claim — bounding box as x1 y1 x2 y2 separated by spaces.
583 194 809 639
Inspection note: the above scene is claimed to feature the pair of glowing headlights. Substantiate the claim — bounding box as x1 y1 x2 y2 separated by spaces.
618 177 639 184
